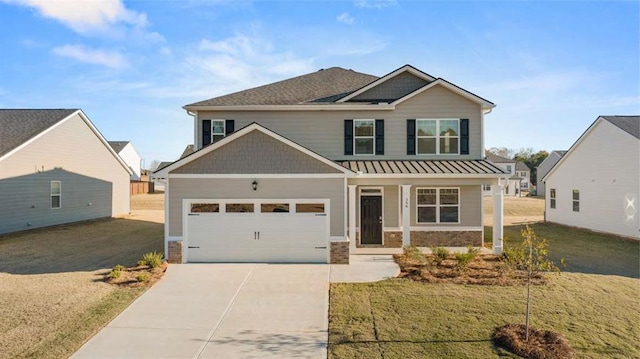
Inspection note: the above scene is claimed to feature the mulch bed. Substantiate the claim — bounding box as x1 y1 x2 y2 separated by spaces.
394 253 547 286
492 324 575 359
105 261 168 287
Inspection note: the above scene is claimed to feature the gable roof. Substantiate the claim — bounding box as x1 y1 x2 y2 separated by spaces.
484 151 515 163
0 109 77 157
600 116 639 139
108 141 130 154
153 123 354 177
515 161 529 171
180 144 195 159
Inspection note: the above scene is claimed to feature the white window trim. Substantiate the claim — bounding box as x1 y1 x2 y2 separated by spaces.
572 189 579 212
416 118 460 155
205 119 226 144
550 188 556 209
51 181 61 209
354 119 375 156
416 187 460 224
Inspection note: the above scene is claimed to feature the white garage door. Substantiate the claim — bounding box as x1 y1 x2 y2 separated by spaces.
185 200 329 263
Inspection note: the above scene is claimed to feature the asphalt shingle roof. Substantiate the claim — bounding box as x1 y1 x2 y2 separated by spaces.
600 116 639 139
515 161 529 171
185 67 379 107
484 151 514 163
108 141 130 154
0 109 78 157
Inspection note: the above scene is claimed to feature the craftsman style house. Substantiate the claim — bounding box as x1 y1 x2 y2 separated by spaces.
154 65 508 264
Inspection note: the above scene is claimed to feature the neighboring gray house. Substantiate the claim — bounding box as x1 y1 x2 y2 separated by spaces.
515 161 531 191
108 141 143 180
154 65 509 264
0 109 131 235
536 150 566 196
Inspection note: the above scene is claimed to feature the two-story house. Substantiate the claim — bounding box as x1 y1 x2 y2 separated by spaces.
483 151 523 196
154 65 508 264
515 161 531 192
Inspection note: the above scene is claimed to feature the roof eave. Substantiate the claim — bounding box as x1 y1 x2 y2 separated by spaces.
182 104 396 112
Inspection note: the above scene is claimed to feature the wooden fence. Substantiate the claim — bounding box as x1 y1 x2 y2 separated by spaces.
130 181 155 195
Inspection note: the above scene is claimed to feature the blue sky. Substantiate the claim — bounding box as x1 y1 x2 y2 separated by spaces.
1 0 638 166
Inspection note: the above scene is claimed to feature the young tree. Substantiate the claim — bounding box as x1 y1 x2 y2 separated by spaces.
148 159 161 171
505 225 564 341
488 147 515 159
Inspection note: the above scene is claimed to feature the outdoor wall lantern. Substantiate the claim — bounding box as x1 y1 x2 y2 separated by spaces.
252 180 258 191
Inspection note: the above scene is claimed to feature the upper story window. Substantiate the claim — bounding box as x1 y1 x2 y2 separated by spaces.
416 119 459 155
51 181 61 209
354 120 375 155
211 120 225 143
506 165 512 173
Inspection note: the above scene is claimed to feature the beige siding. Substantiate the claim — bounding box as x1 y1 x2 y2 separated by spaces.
168 177 345 237
0 113 130 216
173 130 341 174
351 72 430 102
354 185 400 228
196 84 483 160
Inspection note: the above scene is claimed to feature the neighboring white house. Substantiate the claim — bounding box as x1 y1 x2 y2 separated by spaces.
483 151 523 196
536 150 566 196
515 161 531 191
543 115 639 239
108 141 142 180
0 109 131 235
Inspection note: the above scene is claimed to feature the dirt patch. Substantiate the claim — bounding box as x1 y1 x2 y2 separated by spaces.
483 196 544 226
131 192 165 210
394 253 546 286
107 262 168 287
492 323 575 359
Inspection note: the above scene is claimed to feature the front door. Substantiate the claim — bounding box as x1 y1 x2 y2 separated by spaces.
360 196 382 245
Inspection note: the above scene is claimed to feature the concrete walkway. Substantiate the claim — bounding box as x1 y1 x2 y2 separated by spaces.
72 256 399 359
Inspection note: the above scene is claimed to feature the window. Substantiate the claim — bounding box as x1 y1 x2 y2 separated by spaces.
550 189 556 209
226 203 254 213
296 203 325 213
417 188 459 223
51 181 61 209
572 190 579 212
483 184 491 191
416 119 459 154
261 203 290 213
211 120 225 143
506 165 512 173
191 203 219 213
354 120 374 155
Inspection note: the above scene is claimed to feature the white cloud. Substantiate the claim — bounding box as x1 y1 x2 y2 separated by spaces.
354 0 397 9
2 0 148 34
52 45 128 68
337 12 354 25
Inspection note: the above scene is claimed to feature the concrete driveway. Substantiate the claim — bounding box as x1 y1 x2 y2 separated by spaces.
72 264 330 359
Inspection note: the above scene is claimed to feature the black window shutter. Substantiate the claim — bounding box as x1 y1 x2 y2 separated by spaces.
407 119 416 155
460 118 469 154
375 119 384 155
225 120 235 135
344 119 353 155
202 120 211 146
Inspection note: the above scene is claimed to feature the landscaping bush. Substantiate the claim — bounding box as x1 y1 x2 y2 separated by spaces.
108 264 125 280
403 246 426 263
454 247 479 272
431 246 449 265
137 251 163 268
135 273 150 282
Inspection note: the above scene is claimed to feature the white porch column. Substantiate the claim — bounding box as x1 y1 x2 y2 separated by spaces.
492 182 504 255
348 185 357 252
401 184 412 247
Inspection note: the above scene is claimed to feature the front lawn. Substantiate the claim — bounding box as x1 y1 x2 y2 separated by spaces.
329 273 639 358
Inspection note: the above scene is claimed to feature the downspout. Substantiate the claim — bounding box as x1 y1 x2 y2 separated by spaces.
186 110 197 150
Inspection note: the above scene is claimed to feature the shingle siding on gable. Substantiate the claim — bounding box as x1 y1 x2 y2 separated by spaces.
195 84 483 160
172 130 342 174
350 72 430 102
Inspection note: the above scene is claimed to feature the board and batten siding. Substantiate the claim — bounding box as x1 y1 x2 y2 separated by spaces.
545 120 640 239
195 84 483 160
0 112 130 217
0 169 112 234
168 177 345 237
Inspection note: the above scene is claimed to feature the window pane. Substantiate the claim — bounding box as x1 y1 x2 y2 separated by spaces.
51 181 61 195
440 120 459 137
212 121 225 134
212 134 225 143
572 190 579 200
417 138 436 154
440 206 459 222
296 203 324 213
261 203 290 213
417 207 436 223
572 201 579 212
440 189 459 205
226 203 254 213
355 138 373 154
550 189 556 198
439 137 459 154
417 189 436 205
417 120 436 136
354 120 374 136
361 188 382 194
191 203 219 213
51 196 60 208
550 199 556 209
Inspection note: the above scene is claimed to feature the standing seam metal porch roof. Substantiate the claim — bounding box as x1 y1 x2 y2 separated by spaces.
338 160 508 175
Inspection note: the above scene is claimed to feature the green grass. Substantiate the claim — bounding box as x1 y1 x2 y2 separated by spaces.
329 274 640 358
20 287 145 359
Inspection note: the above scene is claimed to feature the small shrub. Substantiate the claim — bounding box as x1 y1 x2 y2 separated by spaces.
135 273 150 282
138 251 164 268
109 269 122 280
431 246 449 265
455 248 478 272
403 246 426 263
112 264 126 272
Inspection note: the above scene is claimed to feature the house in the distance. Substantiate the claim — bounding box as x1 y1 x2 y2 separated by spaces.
516 161 531 192
483 151 522 196
108 141 142 180
543 116 639 239
0 109 131 235
536 150 566 196
154 65 509 264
